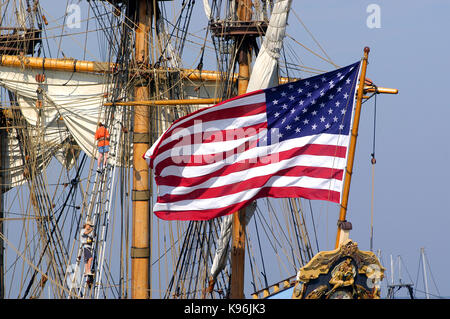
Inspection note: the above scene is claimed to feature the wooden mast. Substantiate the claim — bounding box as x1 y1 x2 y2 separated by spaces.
230 0 253 299
131 0 151 299
334 47 370 249
0 110 4 299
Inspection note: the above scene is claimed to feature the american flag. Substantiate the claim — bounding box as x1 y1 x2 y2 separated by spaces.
144 61 361 220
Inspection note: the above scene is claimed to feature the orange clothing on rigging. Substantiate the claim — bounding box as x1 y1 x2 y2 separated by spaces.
95 126 110 147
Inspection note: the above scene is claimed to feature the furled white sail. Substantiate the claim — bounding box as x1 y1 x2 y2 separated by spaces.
0 66 110 158
0 64 115 188
246 0 292 92
209 0 292 284
3 115 76 189
202 0 212 20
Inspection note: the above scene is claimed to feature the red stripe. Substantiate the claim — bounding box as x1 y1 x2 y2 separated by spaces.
154 136 260 176
155 122 267 159
148 89 264 169
156 143 347 186
154 187 340 221
163 102 266 135
157 165 343 203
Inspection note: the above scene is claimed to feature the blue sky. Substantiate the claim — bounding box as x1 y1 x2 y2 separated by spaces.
4 0 449 298
293 1 450 297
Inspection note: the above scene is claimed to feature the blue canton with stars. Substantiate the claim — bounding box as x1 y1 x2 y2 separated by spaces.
265 61 361 144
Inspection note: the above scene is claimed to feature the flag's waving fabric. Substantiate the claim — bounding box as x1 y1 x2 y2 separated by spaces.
145 61 361 220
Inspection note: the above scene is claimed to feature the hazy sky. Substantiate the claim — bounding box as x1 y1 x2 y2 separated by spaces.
8 0 450 299
293 1 450 298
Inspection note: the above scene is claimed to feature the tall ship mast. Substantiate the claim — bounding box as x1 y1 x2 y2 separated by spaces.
0 0 397 299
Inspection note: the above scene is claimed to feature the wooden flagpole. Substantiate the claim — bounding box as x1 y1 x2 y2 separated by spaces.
334 47 370 249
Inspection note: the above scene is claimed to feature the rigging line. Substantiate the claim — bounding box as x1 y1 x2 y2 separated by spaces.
266 198 302 266
289 198 309 266
186 221 206 298
308 199 320 252
370 88 377 251
21 152 87 299
0 231 79 298
423 250 441 297
253 209 268 289
164 220 194 298
83 3 90 61
245 226 260 294
56 0 69 59
178 221 200 298
285 33 337 68
291 8 337 68
412 288 443 299
255 204 292 275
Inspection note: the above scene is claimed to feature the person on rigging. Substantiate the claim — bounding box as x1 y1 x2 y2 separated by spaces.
80 220 95 276
95 122 110 173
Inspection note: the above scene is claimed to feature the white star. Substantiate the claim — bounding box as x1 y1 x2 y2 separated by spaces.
282 104 288 109
307 92 312 98
291 108 296 114
303 119 309 125
314 84 319 89
274 112 280 117
278 133 283 138
320 102 325 108
302 108 308 113
286 125 291 130
333 116 338 122
337 72 342 77
321 76 326 82
281 91 287 97
335 101 340 107
337 87 342 92
320 90 325 97
294 116 300 121
281 117 286 124
339 124 344 130
343 93 349 99
311 99 316 105
273 99 279 105
341 109 346 115
328 108 333 114
329 94 334 100
329 80 334 88
297 88 303 93
299 100 304 105
346 78 351 84
325 123 331 129
312 124 317 130
320 116 325 122
295 127 301 133
288 84 294 89
289 96 295 101
305 81 310 86
312 110 317 116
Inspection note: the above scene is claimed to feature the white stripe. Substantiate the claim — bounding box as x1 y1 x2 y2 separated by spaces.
153 113 267 168
155 128 265 171
154 175 341 212
158 133 350 177
157 112 266 150
159 153 346 195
